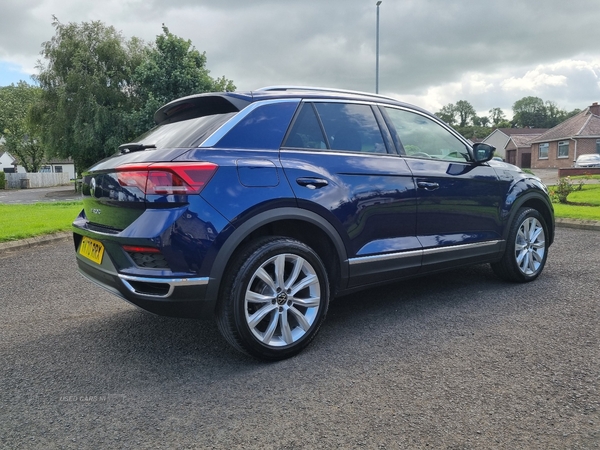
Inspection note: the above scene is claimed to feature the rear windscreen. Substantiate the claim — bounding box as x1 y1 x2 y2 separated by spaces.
135 112 237 149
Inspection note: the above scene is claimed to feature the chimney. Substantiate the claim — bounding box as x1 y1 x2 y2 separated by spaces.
590 102 600 116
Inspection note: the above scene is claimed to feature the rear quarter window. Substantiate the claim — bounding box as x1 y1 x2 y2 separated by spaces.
214 101 299 150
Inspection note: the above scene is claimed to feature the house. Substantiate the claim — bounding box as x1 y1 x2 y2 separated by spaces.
0 150 25 173
482 128 548 161
530 102 600 169
39 158 77 179
504 133 543 168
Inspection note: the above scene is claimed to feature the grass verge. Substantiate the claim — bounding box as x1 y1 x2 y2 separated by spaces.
0 202 82 243
552 184 600 220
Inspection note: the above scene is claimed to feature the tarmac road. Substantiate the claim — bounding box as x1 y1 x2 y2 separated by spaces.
0 185 81 204
0 228 598 449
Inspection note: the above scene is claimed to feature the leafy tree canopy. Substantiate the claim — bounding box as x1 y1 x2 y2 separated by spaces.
127 25 235 136
0 81 46 172
511 96 576 128
436 100 476 127
31 18 235 171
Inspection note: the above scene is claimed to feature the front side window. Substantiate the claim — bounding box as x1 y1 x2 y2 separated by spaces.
383 107 470 162
284 102 387 154
558 141 569 158
539 143 549 159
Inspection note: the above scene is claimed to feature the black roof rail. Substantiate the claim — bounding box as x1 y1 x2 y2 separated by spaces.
255 85 398 102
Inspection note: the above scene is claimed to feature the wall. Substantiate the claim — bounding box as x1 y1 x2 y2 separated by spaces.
4 172 71 189
531 141 574 169
558 168 600 177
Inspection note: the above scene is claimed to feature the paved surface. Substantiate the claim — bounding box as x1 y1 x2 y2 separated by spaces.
0 228 598 449
0 185 81 204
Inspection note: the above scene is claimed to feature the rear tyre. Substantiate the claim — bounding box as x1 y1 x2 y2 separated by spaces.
491 207 549 282
217 237 329 361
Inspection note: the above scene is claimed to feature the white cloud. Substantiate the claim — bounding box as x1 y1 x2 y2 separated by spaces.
501 69 567 92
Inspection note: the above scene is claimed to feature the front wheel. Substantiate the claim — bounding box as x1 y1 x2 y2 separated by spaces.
491 207 549 282
217 237 330 360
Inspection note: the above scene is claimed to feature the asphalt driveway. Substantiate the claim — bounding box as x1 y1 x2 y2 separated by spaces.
0 227 598 449
0 185 81 204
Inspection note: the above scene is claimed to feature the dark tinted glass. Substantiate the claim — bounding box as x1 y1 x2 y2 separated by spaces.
314 103 387 153
283 103 327 149
215 102 298 150
135 113 237 149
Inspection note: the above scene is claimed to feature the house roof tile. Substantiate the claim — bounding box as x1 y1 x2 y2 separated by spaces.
509 134 543 148
532 107 600 143
496 128 548 136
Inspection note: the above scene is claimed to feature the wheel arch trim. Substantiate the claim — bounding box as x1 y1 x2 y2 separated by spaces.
204 207 349 307
503 189 555 245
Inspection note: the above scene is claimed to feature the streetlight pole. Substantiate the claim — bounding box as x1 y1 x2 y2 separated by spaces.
376 1 382 94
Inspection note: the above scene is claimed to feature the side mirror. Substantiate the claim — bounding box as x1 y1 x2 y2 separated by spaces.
472 143 495 163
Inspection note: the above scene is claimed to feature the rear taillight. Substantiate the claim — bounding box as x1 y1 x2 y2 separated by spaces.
117 162 218 195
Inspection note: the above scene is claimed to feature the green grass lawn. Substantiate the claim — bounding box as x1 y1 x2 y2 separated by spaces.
0 202 83 242
552 184 600 221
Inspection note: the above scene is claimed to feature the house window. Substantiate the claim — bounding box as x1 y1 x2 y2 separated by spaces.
539 143 549 159
557 141 569 158
54 166 63 173
596 139 600 154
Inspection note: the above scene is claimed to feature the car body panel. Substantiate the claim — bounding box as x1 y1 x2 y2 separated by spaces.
72 87 555 321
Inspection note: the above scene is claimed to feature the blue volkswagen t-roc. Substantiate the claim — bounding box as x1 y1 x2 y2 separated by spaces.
73 86 555 360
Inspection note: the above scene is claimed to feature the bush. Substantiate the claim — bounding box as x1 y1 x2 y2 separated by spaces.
549 176 583 204
0 172 5 189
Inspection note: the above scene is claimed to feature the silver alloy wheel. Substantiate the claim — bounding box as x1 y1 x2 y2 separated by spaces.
244 253 321 347
515 216 546 276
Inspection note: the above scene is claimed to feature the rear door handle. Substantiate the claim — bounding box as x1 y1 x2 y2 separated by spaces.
417 181 440 191
296 177 329 189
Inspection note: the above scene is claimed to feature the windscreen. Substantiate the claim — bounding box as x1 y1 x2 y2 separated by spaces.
135 112 237 149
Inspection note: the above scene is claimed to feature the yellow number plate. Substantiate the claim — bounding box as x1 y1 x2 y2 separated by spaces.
79 236 105 265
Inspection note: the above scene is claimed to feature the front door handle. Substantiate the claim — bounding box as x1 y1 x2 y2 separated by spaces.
417 181 440 191
296 177 329 189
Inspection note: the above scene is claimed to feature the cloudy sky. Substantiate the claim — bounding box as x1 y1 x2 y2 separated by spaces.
1 0 600 119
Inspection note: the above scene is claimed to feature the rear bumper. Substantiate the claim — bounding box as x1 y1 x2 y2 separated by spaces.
77 256 215 318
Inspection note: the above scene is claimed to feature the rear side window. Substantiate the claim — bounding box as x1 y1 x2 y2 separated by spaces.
215 102 298 150
284 102 387 154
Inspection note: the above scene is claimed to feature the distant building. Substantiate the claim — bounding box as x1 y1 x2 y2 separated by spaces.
482 128 548 162
0 150 25 173
504 134 543 168
530 102 600 169
39 158 77 179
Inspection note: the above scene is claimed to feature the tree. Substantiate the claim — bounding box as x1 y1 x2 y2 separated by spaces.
489 107 506 126
126 25 235 136
31 18 144 171
455 100 476 127
0 82 46 172
31 19 236 172
436 103 457 126
472 115 490 127
544 101 568 128
512 96 545 127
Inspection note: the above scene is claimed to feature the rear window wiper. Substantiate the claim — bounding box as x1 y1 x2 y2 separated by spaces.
119 143 157 154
